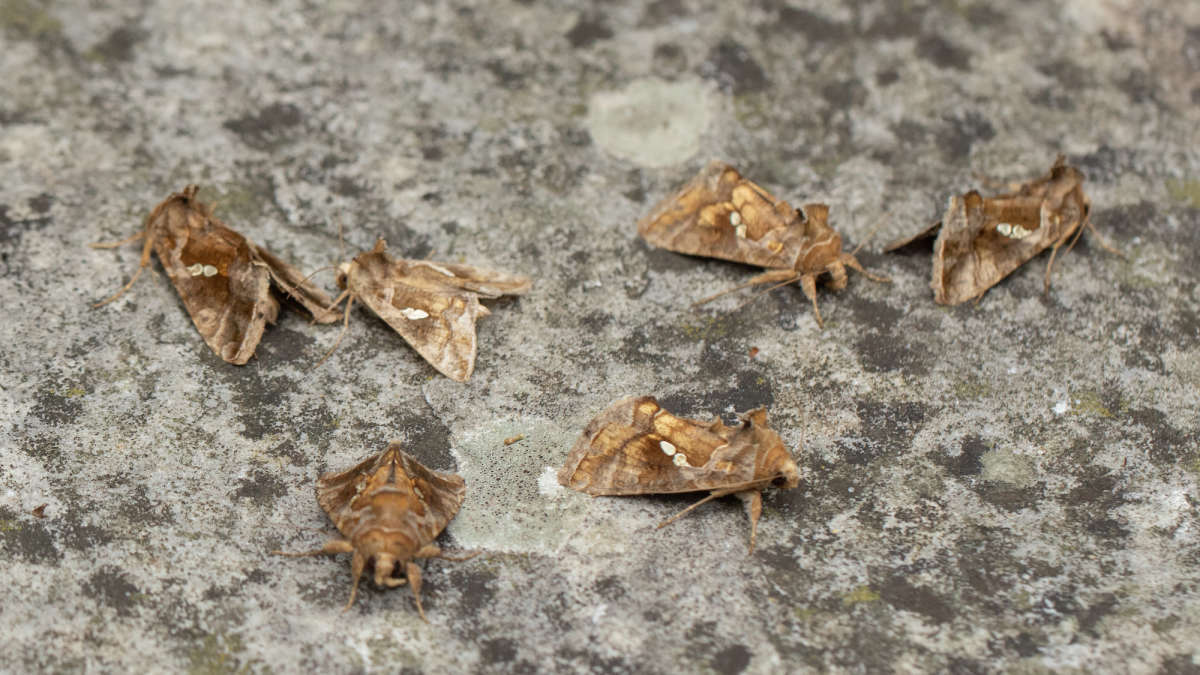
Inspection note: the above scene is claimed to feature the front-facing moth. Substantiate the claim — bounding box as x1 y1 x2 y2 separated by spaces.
324 238 531 381
884 156 1121 304
274 442 477 620
638 161 890 327
93 186 340 364
558 396 800 553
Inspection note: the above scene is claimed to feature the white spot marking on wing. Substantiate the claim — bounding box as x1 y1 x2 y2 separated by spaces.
187 263 205 276
672 453 690 467
400 307 430 320
202 264 219 277
659 440 676 456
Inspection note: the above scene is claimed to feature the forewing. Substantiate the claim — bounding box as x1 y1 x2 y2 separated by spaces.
252 245 340 323
558 396 759 495
316 452 380 533
394 448 467 541
932 163 1088 304
402 260 532 298
347 257 486 382
637 160 808 270
150 191 278 365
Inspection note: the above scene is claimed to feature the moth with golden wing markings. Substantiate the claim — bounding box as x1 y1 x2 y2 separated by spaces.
92 185 340 364
884 156 1122 305
637 160 890 327
322 238 531 382
274 442 477 619
558 396 800 553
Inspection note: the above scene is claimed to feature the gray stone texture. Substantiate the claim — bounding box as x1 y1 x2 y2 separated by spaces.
2 0 1199 672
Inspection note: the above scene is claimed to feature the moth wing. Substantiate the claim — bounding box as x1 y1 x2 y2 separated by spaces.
558 396 758 496
393 447 467 540
150 191 278 365
403 260 532 298
932 163 1089 305
316 452 380 528
637 160 807 270
252 245 340 323
347 260 486 382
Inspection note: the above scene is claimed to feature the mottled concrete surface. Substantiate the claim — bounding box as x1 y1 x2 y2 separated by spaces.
2 0 1199 673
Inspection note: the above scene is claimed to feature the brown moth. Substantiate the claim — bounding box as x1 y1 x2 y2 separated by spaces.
558 396 800 553
325 237 531 381
274 442 476 619
884 156 1121 305
637 160 890 327
93 185 340 364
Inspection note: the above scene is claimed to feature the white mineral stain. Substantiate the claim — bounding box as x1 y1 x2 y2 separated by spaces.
537 466 565 498
586 77 713 168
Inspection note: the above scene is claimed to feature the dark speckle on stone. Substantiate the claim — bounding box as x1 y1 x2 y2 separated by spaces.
232 469 288 507
223 103 304 150
712 644 752 674
639 0 684 28
876 68 900 86
821 79 867 110
776 6 846 43
0 506 60 564
937 111 996 160
90 25 145 63
878 575 955 624
330 176 366 197
916 35 971 71
651 42 687 79
700 40 768 95
949 435 987 476
85 565 141 616
31 388 83 427
28 193 52 213
480 637 518 665
565 15 613 49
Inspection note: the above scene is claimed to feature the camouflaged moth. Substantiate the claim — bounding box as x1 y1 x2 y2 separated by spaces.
323 238 531 381
884 156 1121 305
93 186 340 364
274 442 477 619
638 160 890 327
558 395 800 553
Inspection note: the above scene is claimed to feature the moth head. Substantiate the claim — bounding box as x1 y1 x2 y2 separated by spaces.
357 529 420 573
372 552 400 587
769 450 800 490
335 261 352 290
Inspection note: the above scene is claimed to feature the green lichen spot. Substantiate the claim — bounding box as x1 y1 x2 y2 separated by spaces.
1165 177 1200 209
841 585 880 605
1069 390 1112 418
0 0 62 40
953 378 991 401
64 387 86 398
0 519 20 533
187 632 258 675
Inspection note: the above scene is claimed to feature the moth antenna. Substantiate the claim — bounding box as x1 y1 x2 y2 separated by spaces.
89 230 147 249
838 253 891 283
691 270 797 308
1083 219 1125 259
656 487 740 530
92 229 156 308
432 549 482 562
729 278 802 312
316 294 355 367
1042 228 1080 294
336 220 346 262
298 265 338 287
850 214 889 256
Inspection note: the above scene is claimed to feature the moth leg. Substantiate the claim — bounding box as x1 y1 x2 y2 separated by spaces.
657 488 740 530
344 550 366 612
839 252 891 283
93 228 155 308
415 543 481 562
1042 236 1070 295
799 274 824 329
316 293 355 367
405 561 428 623
736 490 763 555
691 269 796 308
271 538 355 558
